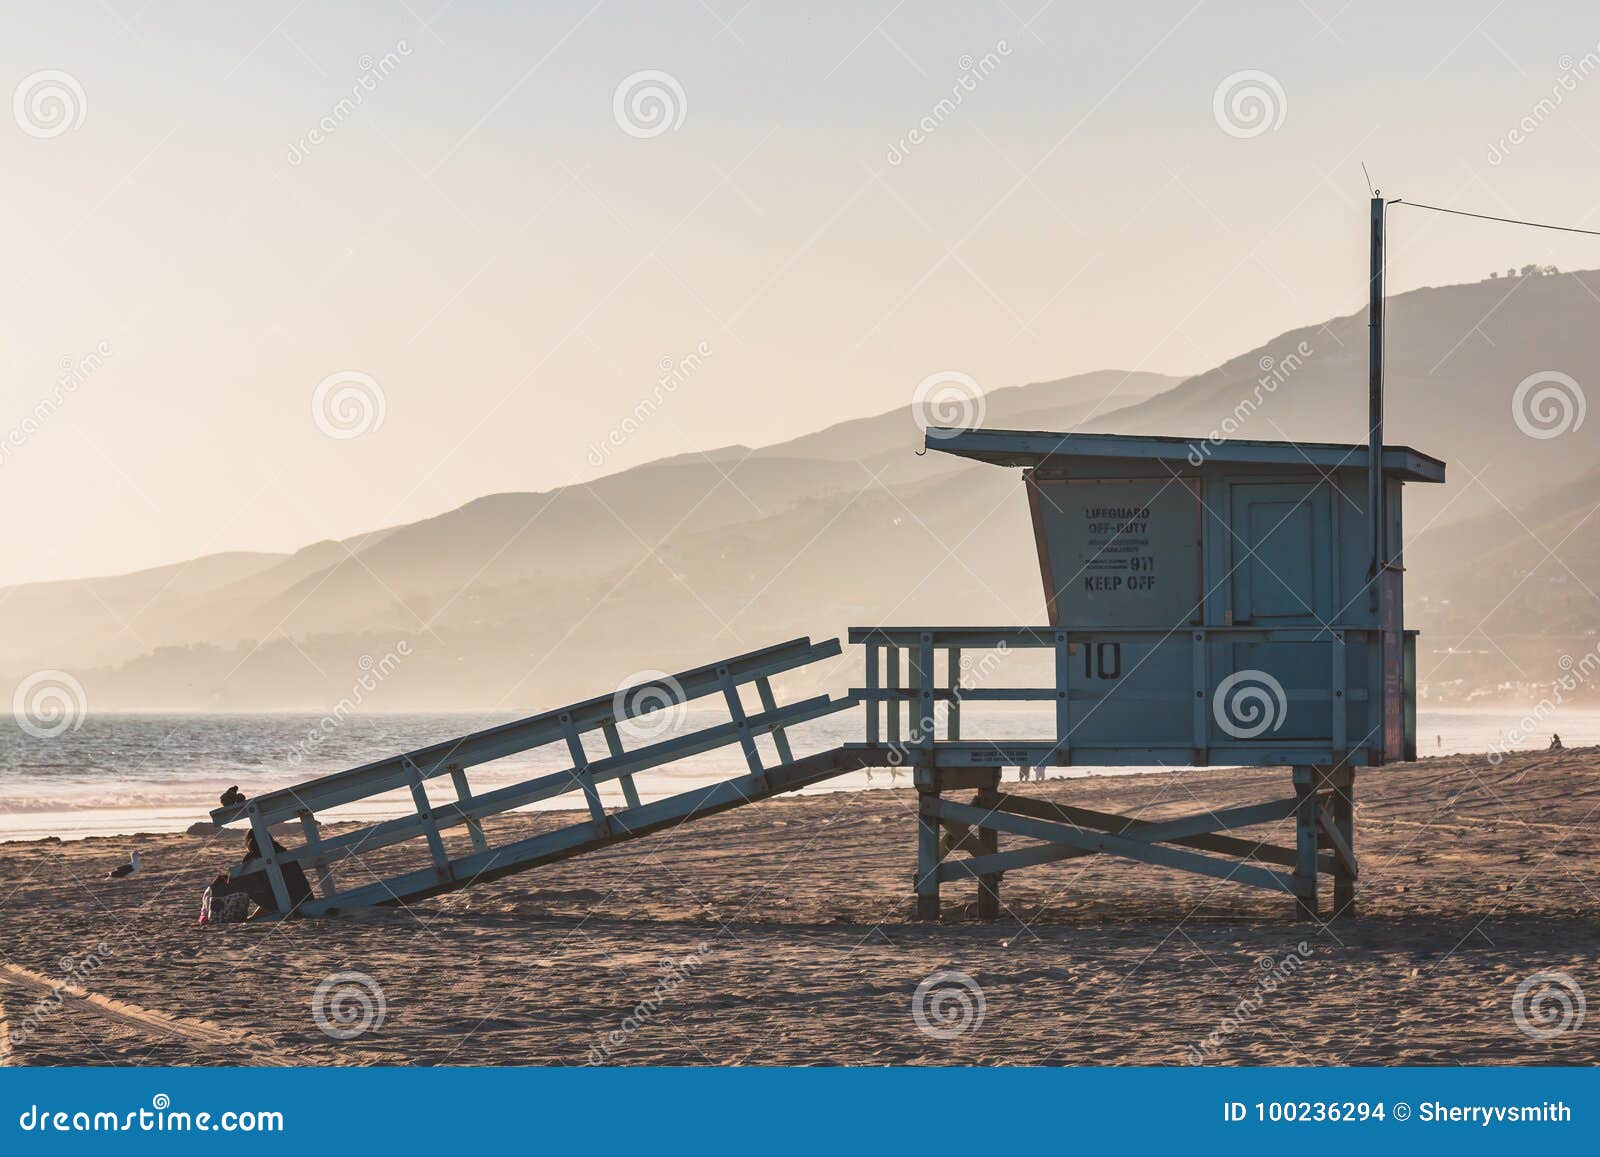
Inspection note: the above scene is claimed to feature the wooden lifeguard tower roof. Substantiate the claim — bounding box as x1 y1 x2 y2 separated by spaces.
924 427 1446 483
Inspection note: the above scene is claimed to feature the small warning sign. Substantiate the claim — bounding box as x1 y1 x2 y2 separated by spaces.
1037 479 1199 628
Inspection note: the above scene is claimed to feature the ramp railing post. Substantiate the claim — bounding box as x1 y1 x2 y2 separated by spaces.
599 723 642 810
753 675 794 766
559 716 612 834
448 764 490 853
246 803 293 913
298 809 337 897
403 755 452 879
718 665 768 791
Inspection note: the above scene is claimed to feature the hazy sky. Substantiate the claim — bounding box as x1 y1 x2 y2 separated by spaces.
5 1 1600 586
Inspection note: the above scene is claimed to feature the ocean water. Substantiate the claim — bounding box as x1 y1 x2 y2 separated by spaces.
0 705 1587 843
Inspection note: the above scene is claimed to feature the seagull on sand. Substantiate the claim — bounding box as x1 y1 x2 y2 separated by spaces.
106 851 141 879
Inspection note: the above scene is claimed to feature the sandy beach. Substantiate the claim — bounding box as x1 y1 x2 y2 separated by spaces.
1 747 1596 1066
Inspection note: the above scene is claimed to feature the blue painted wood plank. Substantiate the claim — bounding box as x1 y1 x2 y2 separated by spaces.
213 636 841 825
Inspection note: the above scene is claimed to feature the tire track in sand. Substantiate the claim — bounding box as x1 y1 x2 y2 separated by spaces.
0 961 293 1066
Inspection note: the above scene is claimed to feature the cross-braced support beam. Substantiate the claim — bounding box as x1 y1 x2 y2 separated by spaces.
914 765 1359 921
1294 763 1360 920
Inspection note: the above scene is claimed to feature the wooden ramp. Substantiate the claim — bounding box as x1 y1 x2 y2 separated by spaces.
212 637 864 915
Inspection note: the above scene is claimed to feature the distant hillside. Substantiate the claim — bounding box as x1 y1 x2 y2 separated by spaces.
0 369 1174 709
9 267 1600 712
1080 268 1600 530
1408 461 1600 702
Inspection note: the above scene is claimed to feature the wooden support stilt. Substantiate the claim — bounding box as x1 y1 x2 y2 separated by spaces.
915 771 941 921
1328 765 1357 918
972 768 1002 920
1292 765 1320 920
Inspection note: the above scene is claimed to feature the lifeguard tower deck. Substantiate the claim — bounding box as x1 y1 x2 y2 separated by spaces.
212 427 1443 923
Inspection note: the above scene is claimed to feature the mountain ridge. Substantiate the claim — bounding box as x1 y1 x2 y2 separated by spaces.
9 267 1600 709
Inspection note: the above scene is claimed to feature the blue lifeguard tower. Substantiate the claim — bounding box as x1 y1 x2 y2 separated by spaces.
210 195 1435 922
851 426 1443 920
210 424 1442 924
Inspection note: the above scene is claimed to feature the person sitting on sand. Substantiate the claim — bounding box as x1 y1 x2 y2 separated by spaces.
1550 733 1564 751
200 871 252 924
237 830 314 912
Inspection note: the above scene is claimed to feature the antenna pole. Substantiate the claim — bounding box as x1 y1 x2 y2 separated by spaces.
1368 192 1402 764
1367 195 1385 593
